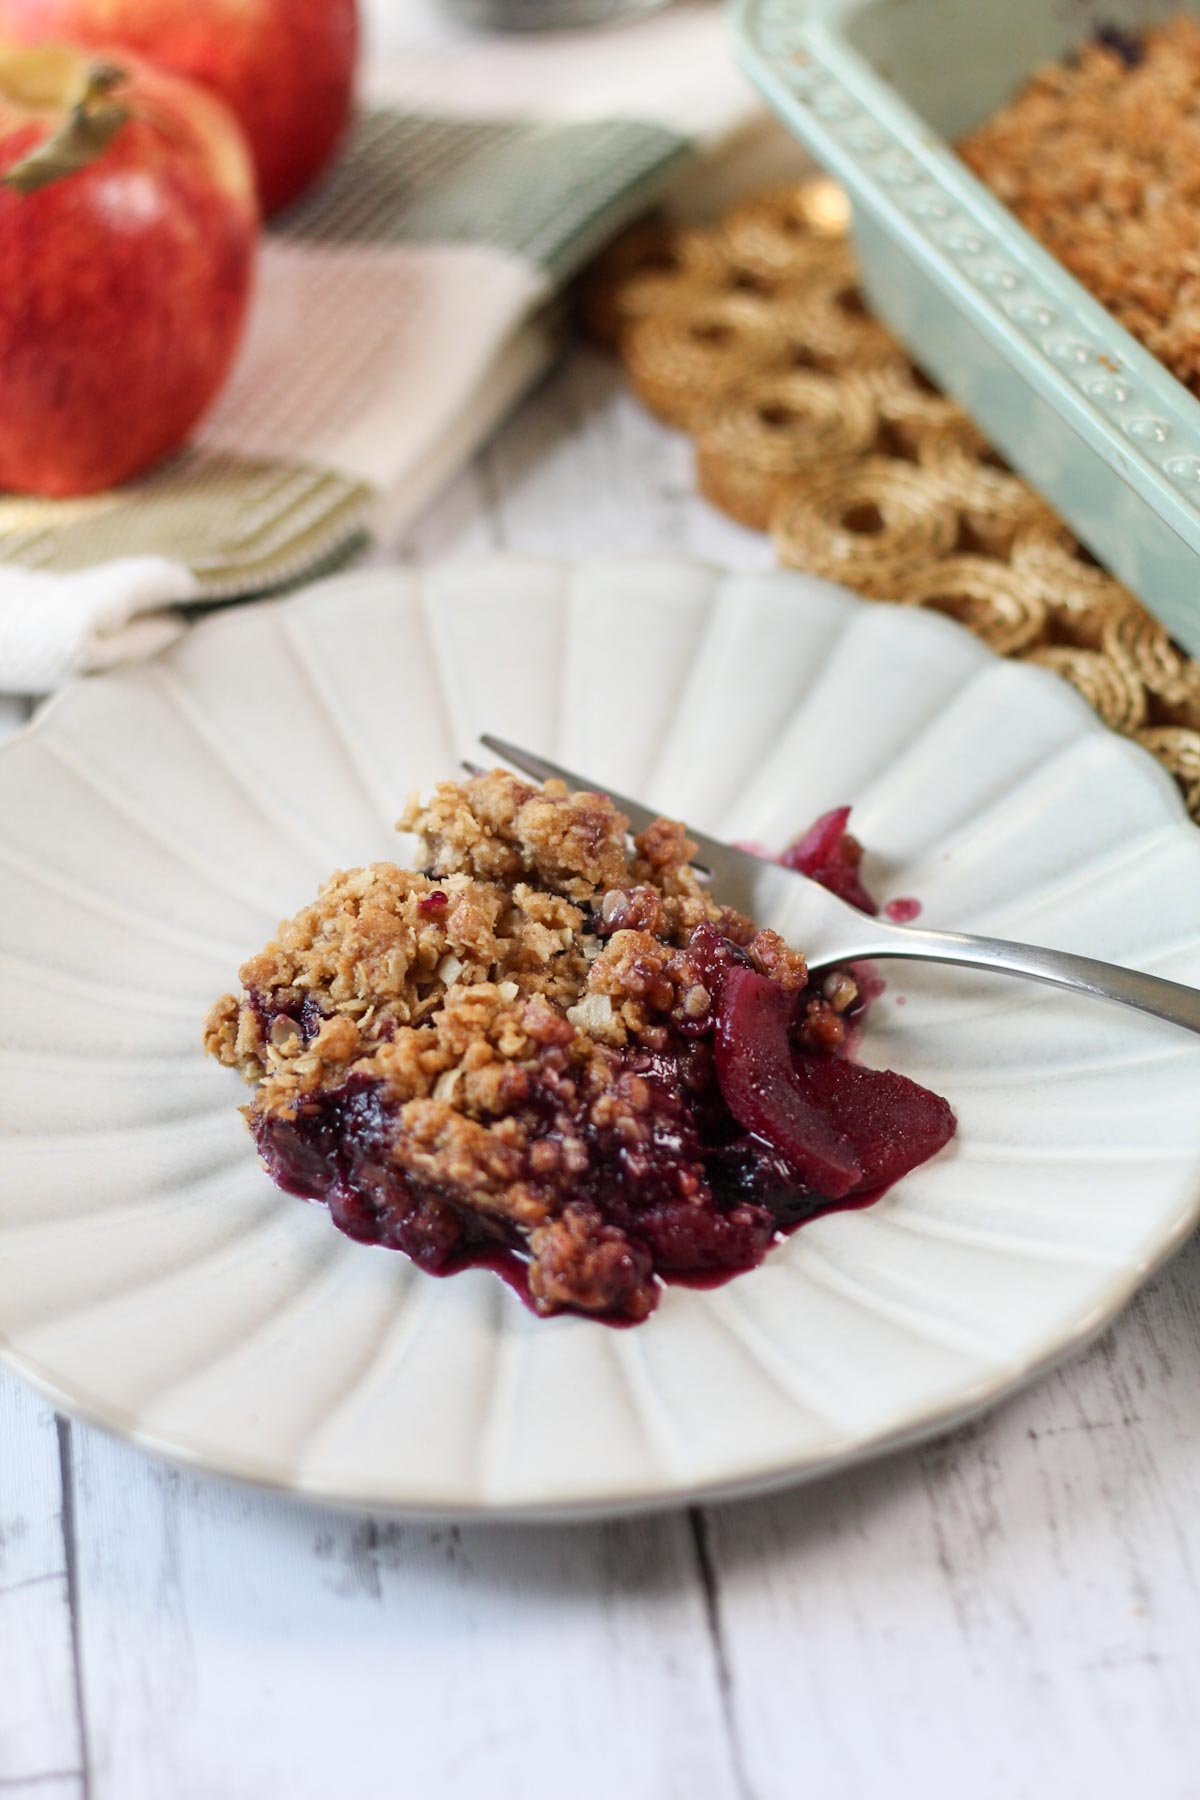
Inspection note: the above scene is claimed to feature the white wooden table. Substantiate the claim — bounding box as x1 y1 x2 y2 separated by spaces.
3 342 1200 1800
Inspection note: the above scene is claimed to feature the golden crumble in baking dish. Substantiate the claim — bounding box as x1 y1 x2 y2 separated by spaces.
960 16 1200 396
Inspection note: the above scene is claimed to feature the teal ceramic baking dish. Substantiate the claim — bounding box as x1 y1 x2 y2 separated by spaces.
733 0 1200 655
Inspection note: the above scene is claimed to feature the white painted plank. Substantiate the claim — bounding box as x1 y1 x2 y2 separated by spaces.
0 1373 82 1792
704 1233 1200 1800
482 348 776 570
69 1423 738 1800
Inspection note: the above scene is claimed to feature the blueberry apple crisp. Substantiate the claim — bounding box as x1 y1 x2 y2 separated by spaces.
204 772 955 1323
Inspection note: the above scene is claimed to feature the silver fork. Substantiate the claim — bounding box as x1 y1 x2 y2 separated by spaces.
477 733 1200 1038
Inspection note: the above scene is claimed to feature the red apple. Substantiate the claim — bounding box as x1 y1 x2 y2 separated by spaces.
0 0 358 213
0 43 257 496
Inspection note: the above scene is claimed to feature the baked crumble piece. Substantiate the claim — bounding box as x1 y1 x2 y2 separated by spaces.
960 16 1200 395
205 771 955 1323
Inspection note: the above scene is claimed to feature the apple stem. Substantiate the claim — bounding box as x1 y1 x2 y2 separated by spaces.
3 62 132 196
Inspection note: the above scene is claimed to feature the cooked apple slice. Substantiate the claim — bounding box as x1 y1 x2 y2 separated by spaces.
791 1053 957 1194
714 967 862 1198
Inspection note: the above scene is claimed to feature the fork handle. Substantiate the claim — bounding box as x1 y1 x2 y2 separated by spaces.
834 926 1200 1037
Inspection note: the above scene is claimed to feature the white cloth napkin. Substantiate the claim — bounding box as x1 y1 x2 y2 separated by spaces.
0 560 193 691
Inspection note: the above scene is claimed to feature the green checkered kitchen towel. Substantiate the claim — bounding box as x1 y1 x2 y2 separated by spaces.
0 2 767 689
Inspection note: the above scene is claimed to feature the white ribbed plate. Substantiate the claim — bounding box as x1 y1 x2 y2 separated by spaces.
4 555 1200 1519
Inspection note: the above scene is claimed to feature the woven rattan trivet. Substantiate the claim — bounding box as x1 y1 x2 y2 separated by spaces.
580 179 1200 822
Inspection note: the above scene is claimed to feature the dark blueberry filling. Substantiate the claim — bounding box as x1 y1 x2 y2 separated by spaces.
253 1044 780 1289
253 1076 476 1269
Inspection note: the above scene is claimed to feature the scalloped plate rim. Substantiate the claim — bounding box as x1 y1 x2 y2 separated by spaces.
2 552 1198 1520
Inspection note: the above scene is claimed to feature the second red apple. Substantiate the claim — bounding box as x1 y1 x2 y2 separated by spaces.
0 0 358 213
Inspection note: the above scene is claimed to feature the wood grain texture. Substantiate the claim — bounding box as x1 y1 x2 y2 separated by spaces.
706 1235 1200 1800
0 1383 82 1793
3 342 1200 1799
67 1422 738 1800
